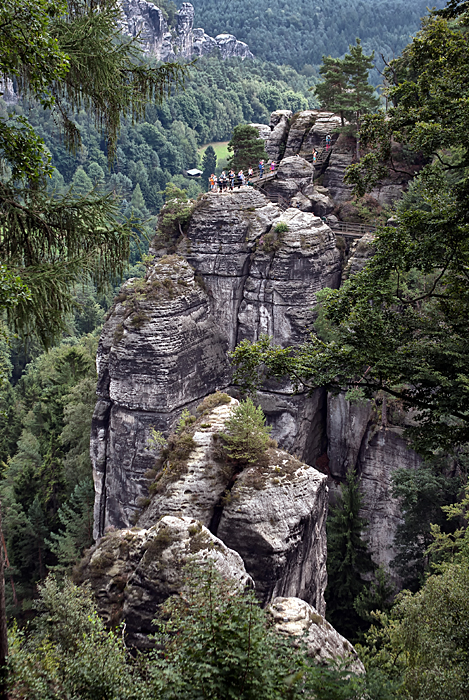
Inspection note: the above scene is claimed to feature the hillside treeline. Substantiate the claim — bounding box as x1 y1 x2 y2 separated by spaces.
190 0 446 82
4 56 316 218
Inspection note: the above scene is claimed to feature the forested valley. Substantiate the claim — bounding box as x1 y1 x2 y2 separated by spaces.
190 0 446 82
1 0 469 698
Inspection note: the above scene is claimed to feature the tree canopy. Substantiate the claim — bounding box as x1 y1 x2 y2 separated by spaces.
313 39 380 145
231 11 469 454
0 0 186 347
228 124 268 172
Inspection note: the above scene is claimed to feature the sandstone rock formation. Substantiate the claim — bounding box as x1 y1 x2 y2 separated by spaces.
266 110 292 161
327 392 422 569
76 515 252 648
90 104 427 614
118 0 253 61
137 395 328 612
91 255 231 537
92 188 341 538
269 597 364 675
88 393 328 640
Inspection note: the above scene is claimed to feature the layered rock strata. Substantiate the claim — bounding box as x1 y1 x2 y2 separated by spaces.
76 515 253 648
118 0 253 61
93 189 341 537
327 393 422 569
92 255 231 536
262 156 334 218
138 397 328 611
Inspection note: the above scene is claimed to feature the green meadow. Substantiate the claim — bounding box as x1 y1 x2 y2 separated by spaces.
198 141 230 173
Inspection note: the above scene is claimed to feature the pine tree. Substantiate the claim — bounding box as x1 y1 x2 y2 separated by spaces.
130 183 147 213
313 55 348 126
325 468 375 642
87 162 105 188
202 145 217 187
220 398 271 465
338 39 380 158
0 0 186 349
48 480 94 571
71 167 93 197
228 125 268 173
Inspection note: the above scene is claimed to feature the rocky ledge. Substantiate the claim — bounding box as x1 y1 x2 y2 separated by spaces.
76 514 253 648
269 597 365 675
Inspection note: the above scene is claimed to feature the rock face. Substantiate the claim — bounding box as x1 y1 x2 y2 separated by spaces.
137 397 328 612
269 597 364 675
91 255 231 537
266 110 292 161
92 188 341 538
327 393 422 569
76 515 253 648
283 111 341 158
87 396 328 638
118 0 253 61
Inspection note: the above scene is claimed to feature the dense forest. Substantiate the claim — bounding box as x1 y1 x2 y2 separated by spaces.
190 0 446 82
4 57 317 221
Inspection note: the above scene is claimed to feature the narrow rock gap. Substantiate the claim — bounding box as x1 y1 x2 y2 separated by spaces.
207 464 243 537
97 402 112 538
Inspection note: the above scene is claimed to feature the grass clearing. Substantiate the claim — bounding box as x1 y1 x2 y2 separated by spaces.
198 141 230 174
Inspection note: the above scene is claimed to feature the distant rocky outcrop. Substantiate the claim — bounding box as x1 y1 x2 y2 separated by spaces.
118 0 253 61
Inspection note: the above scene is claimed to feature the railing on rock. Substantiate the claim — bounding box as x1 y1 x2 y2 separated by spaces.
256 186 289 211
331 221 377 238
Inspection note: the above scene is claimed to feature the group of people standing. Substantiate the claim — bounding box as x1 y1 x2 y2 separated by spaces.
209 159 276 192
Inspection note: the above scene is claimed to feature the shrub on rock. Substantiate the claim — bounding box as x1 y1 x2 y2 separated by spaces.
220 398 272 465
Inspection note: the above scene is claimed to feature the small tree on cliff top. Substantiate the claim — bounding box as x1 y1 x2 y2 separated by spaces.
228 125 268 172
202 145 217 186
220 398 271 465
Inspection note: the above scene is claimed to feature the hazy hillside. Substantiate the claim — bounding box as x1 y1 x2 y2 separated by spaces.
190 0 446 80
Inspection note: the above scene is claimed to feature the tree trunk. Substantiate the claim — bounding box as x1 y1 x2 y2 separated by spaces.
0 507 8 700
356 111 360 161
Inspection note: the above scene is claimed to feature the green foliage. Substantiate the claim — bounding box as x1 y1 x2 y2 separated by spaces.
229 10 469 454
7 567 393 700
202 144 217 186
0 334 98 612
154 183 195 251
313 56 348 125
339 40 381 131
274 222 289 234
8 576 142 700
390 460 463 590
394 564 469 700
325 469 375 642
228 124 268 172
190 0 443 81
149 562 377 700
0 0 186 350
361 560 469 700
353 567 395 624
314 39 380 155
220 398 272 465
47 479 94 573
150 562 296 700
